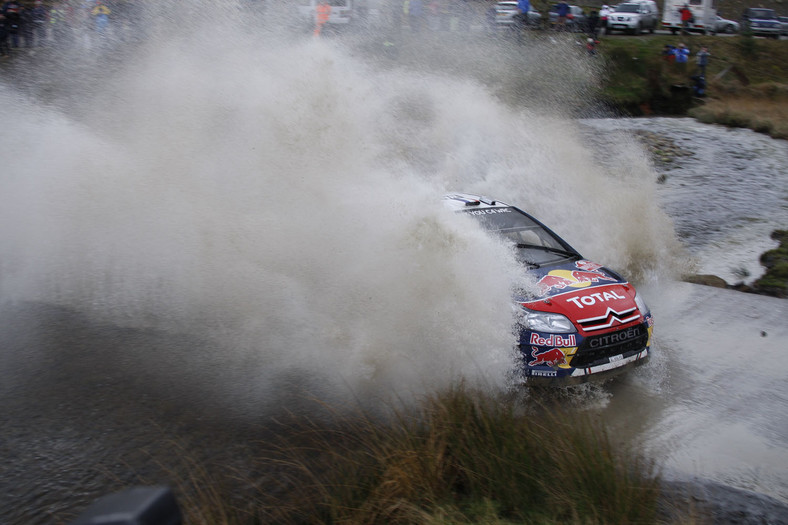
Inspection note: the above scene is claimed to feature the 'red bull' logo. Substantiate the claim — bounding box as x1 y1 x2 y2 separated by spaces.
529 333 576 347
536 262 617 295
536 274 576 295
529 347 567 367
575 260 602 272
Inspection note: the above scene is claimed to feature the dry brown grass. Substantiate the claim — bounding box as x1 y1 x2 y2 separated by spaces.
690 84 788 139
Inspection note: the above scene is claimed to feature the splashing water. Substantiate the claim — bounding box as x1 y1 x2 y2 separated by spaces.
0 2 682 414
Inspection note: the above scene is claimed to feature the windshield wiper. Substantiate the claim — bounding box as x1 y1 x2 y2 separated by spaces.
516 244 579 259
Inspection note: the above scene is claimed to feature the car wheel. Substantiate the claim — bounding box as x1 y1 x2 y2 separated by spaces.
671 28 678 34
724 24 735 33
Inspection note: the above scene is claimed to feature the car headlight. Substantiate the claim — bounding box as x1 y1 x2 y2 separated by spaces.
634 291 649 316
517 304 575 333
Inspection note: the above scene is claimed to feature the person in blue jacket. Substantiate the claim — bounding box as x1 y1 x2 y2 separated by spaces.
674 42 690 71
555 1 570 30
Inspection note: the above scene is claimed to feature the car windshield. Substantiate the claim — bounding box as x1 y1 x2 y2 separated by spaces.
748 9 776 19
461 207 579 268
615 4 640 12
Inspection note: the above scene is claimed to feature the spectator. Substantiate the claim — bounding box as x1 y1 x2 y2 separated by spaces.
49 2 71 46
511 0 530 36
599 4 611 33
586 9 600 38
427 0 441 31
1 0 22 48
91 0 111 37
0 12 9 56
555 0 569 29
662 43 676 62
586 37 598 56
314 0 330 36
696 45 710 76
679 4 693 35
21 3 33 46
691 74 706 96
408 0 423 32
674 42 690 71
518 0 530 21
30 0 47 46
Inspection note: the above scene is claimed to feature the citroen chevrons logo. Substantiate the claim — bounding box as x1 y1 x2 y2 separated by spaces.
578 307 641 331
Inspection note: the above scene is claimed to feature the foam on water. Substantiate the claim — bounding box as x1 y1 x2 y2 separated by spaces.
0 3 683 412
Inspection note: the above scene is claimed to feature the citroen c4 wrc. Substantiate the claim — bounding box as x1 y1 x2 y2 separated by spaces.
444 193 654 385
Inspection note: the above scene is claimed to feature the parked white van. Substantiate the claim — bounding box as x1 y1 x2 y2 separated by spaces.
662 0 717 34
295 0 382 30
607 0 659 34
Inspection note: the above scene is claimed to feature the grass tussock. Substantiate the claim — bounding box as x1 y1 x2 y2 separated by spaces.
753 230 788 297
226 385 663 525
689 93 788 140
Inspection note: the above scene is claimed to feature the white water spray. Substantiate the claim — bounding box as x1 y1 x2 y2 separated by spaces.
0 2 683 413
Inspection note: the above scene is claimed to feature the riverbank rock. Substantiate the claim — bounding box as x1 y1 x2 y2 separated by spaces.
633 130 694 172
683 274 729 288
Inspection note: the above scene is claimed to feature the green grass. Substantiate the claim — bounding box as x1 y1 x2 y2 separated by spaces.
753 230 788 297
597 34 788 117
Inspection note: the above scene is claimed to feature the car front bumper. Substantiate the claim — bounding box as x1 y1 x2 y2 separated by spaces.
523 347 650 386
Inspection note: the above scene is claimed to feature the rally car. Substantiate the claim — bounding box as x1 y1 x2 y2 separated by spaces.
444 193 654 385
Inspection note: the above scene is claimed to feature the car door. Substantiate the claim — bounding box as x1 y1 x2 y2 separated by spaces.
644 3 656 28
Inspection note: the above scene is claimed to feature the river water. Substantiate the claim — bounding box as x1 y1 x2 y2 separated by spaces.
1 5 787 523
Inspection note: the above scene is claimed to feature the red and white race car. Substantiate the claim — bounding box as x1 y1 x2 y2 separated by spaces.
445 193 654 385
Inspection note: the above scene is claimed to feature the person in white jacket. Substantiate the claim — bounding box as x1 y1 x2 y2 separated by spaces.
599 4 611 34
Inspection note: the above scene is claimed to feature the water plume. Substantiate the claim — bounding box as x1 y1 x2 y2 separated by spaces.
0 1 682 415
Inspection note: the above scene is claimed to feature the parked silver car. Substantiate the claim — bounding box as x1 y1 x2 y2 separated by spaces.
606 0 659 34
714 15 740 34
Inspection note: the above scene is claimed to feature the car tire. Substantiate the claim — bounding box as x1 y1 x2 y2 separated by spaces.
724 24 735 33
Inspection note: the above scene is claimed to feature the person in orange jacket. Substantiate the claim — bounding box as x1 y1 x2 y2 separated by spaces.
314 0 331 36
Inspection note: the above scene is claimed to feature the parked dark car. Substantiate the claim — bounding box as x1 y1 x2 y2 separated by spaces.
741 7 781 38
549 4 587 32
779 15 788 36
